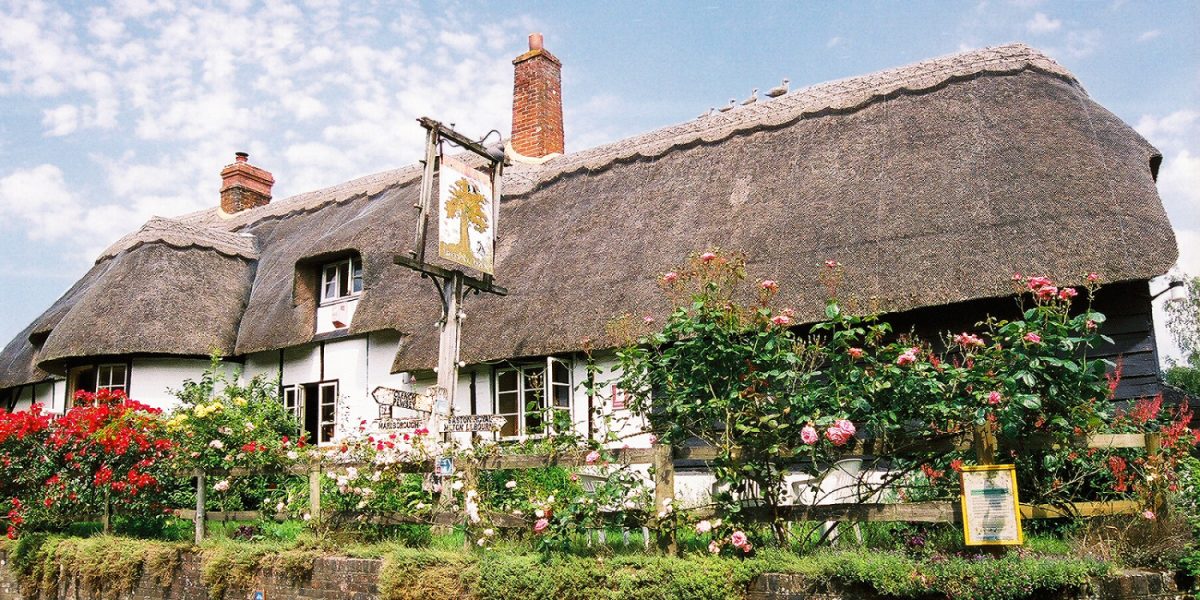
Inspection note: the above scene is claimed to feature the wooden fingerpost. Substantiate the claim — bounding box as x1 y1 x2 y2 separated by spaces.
653 444 677 555
194 470 206 545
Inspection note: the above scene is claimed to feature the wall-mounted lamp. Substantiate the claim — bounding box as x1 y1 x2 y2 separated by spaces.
1151 279 1186 302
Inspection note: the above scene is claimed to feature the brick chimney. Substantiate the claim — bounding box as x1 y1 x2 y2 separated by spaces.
219 152 274 214
510 33 564 159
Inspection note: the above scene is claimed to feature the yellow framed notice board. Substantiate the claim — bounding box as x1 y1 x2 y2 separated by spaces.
959 464 1024 546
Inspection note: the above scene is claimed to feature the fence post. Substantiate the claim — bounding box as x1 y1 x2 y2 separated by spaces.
308 462 322 527
1145 432 1168 520
973 424 997 465
462 456 479 550
102 489 111 535
194 470 206 545
653 443 677 556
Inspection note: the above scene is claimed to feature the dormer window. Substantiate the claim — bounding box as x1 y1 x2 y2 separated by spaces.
321 257 363 305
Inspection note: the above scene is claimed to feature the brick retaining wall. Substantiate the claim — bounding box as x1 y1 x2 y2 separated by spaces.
0 549 1188 599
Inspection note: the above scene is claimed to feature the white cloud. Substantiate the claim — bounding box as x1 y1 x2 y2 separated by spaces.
1063 29 1102 58
0 165 84 240
826 36 843 48
41 104 79 136
1025 12 1061 34
1138 29 1162 43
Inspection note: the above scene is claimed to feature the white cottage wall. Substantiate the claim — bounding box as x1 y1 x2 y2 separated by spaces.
128 357 234 411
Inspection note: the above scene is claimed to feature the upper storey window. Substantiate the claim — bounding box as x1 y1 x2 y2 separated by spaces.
321 257 363 305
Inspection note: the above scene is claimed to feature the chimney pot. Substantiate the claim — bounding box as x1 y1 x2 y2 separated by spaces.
528 32 543 51
220 153 274 214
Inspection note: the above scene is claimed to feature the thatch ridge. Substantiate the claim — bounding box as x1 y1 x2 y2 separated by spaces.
98 217 259 262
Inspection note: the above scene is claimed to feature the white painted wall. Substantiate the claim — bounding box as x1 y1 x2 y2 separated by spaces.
128 357 237 411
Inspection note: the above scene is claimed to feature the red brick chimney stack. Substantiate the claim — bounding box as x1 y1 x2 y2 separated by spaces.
511 32 564 158
219 152 274 214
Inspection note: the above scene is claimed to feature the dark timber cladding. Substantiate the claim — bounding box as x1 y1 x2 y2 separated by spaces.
0 44 1178 401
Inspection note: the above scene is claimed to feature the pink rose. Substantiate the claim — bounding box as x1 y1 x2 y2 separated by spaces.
1086 272 1099 283
954 333 984 348
1086 320 1096 330
771 314 793 326
730 530 748 548
643 316 655 324
825 260 840 269
834 419 856 437
740 542 752 553
708 540 721 554
800 426 818 445
1142 510 1155 520
1026 276 1052 290
847 347 864 359
1011 273 1023 282
1035 286 1058 300
1058 288 1078 300
585 450 601 465
896 349 918 366
1024 332 1042 344
825 426 852 446
648 434 658 445
662 271 679 284
700 252 717 263
695 520 712 534
987 391 1002 405
760 280 779 292
534 518 550 533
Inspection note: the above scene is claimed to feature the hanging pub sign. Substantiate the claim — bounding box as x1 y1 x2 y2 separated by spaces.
960 464 1024 546
438 155 496 275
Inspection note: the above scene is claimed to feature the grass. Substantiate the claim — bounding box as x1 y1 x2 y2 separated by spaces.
1 524 1116 600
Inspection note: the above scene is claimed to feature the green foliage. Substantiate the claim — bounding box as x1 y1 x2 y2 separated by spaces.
6 534 185 600
1167 364 1200 397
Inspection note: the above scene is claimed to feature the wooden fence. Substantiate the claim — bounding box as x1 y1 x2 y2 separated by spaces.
176 427 1164 553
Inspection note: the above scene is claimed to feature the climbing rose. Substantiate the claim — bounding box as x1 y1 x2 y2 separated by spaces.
1086 272 1099 282
1142 510 1156 520
643 316 655 324
730 530 748 548
771 314 793 326
800 426 818 445
954 333 985 348
695 520 713 534
760 280 779 292
699 252 717 263
213 480 230 492
988 391 1003 405
505 480 517 489
834 419 856 436
585 450 601 465
708 541 721 554
847 347 864 359
1024 332 1042 344
825 421 855 446
534 518 550 533
1059 287 1079 300
825 260 840 269
896 348 919 366
661 272 679 284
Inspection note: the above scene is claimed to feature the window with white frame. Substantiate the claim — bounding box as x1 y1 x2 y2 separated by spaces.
320 257 363 304
69 363 128 405
285 382 339 446
495 357 572 438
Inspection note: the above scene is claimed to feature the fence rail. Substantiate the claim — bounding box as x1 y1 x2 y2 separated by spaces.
180 427 1163 551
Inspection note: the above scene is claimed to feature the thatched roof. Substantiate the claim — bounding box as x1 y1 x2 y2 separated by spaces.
0 43 1177 386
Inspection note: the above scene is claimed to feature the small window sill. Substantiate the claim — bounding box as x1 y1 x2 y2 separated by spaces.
319 295 361 308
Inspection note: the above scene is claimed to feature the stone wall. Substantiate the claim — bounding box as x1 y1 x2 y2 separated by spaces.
0 550 378 600
0 549 1188 600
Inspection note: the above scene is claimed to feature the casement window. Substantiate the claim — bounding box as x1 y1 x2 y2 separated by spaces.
495 357 572 439
320 257 363 305
283 381 339 446
69 363 128 405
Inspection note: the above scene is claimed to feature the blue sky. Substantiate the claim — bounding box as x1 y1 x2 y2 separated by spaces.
0 0 1197 358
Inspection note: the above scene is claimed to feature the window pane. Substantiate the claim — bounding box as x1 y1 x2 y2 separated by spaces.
323 266 338 300
497 370 518 393
551 361 570 385
525 409 543 435
497 391 518 414
500 416 517 437
553 384 570 409
352 260 363 293
110 366 126 387
97 367 111 388
338 262 350 297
